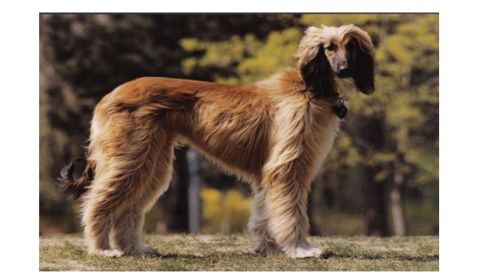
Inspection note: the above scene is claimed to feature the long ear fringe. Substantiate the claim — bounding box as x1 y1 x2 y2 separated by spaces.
353 48 375 94
295 27 321 71
343 25 375 94
343 25 375 53
296 27 336 97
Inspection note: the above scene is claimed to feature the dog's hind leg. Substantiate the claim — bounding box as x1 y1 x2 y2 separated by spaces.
81 185 123 257
248 189 281 255
109 202 156 256
81 118 168 257
110 139 176 256
81 191 118 257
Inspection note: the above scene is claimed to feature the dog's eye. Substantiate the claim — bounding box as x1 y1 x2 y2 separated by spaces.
325 44 337 51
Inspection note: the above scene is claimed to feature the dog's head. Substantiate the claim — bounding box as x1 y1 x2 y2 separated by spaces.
296 24 375 97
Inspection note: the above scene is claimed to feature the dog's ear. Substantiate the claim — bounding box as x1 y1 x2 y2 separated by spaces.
350 39 375 94
296 27 336 97
345 25 375 94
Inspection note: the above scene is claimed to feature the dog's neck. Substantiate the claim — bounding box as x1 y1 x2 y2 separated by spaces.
334 77 357 98
310 77 356 100
331 77 356 119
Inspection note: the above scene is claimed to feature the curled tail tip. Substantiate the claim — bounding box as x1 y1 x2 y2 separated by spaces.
58 159 92 200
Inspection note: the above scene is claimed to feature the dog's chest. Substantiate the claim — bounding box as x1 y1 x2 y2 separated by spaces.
305 110 342 174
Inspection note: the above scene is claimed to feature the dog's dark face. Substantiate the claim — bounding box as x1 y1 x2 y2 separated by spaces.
296 25 375 97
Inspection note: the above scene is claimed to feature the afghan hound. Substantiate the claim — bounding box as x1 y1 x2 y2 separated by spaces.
59 24 375 258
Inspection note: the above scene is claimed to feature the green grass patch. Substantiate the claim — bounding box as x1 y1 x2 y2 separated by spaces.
39 234 438 271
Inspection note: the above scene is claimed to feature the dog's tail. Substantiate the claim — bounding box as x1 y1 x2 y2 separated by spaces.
58 158 95 200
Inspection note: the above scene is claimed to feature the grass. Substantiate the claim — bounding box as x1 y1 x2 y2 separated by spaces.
39 234 438 271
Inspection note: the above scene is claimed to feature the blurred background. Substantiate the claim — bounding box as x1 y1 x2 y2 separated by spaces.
40 14 438 237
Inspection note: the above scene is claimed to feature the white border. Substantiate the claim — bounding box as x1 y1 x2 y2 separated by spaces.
6 0 480 278
35 0 440 13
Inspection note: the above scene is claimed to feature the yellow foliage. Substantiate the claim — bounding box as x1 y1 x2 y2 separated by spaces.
180 14 439 189
237 28 301 83
201 187 253 234
201 188 223 231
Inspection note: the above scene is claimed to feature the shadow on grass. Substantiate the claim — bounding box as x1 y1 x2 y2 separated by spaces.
326 252 439 262
140 251 261 260
140 249 438 262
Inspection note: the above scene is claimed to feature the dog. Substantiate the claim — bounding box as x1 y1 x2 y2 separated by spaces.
59 24 375 258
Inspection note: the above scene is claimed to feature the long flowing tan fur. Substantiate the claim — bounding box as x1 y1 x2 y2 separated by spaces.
59 24 375 258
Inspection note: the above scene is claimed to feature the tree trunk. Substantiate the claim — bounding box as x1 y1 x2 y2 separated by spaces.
357 115 390 236
390 161 407 236
390 186 406 236
166 146 190 232
365 174 389 236
187 149 201 233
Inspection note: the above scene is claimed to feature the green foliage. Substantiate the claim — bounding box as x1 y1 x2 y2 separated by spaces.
180 34 262 84
40 234 439 271
236 28 301 83
180 28 302 85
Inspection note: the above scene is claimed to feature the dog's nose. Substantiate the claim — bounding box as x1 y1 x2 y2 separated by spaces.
337 65 350 77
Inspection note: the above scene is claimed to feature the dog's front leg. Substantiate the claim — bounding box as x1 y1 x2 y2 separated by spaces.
262 162 324 258
248 189 282 255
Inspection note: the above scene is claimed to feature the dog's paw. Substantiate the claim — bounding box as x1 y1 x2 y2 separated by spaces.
253 241 282 256
89 249 125 258
285 246 324 259
126 244 160 257
139 245 160 257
